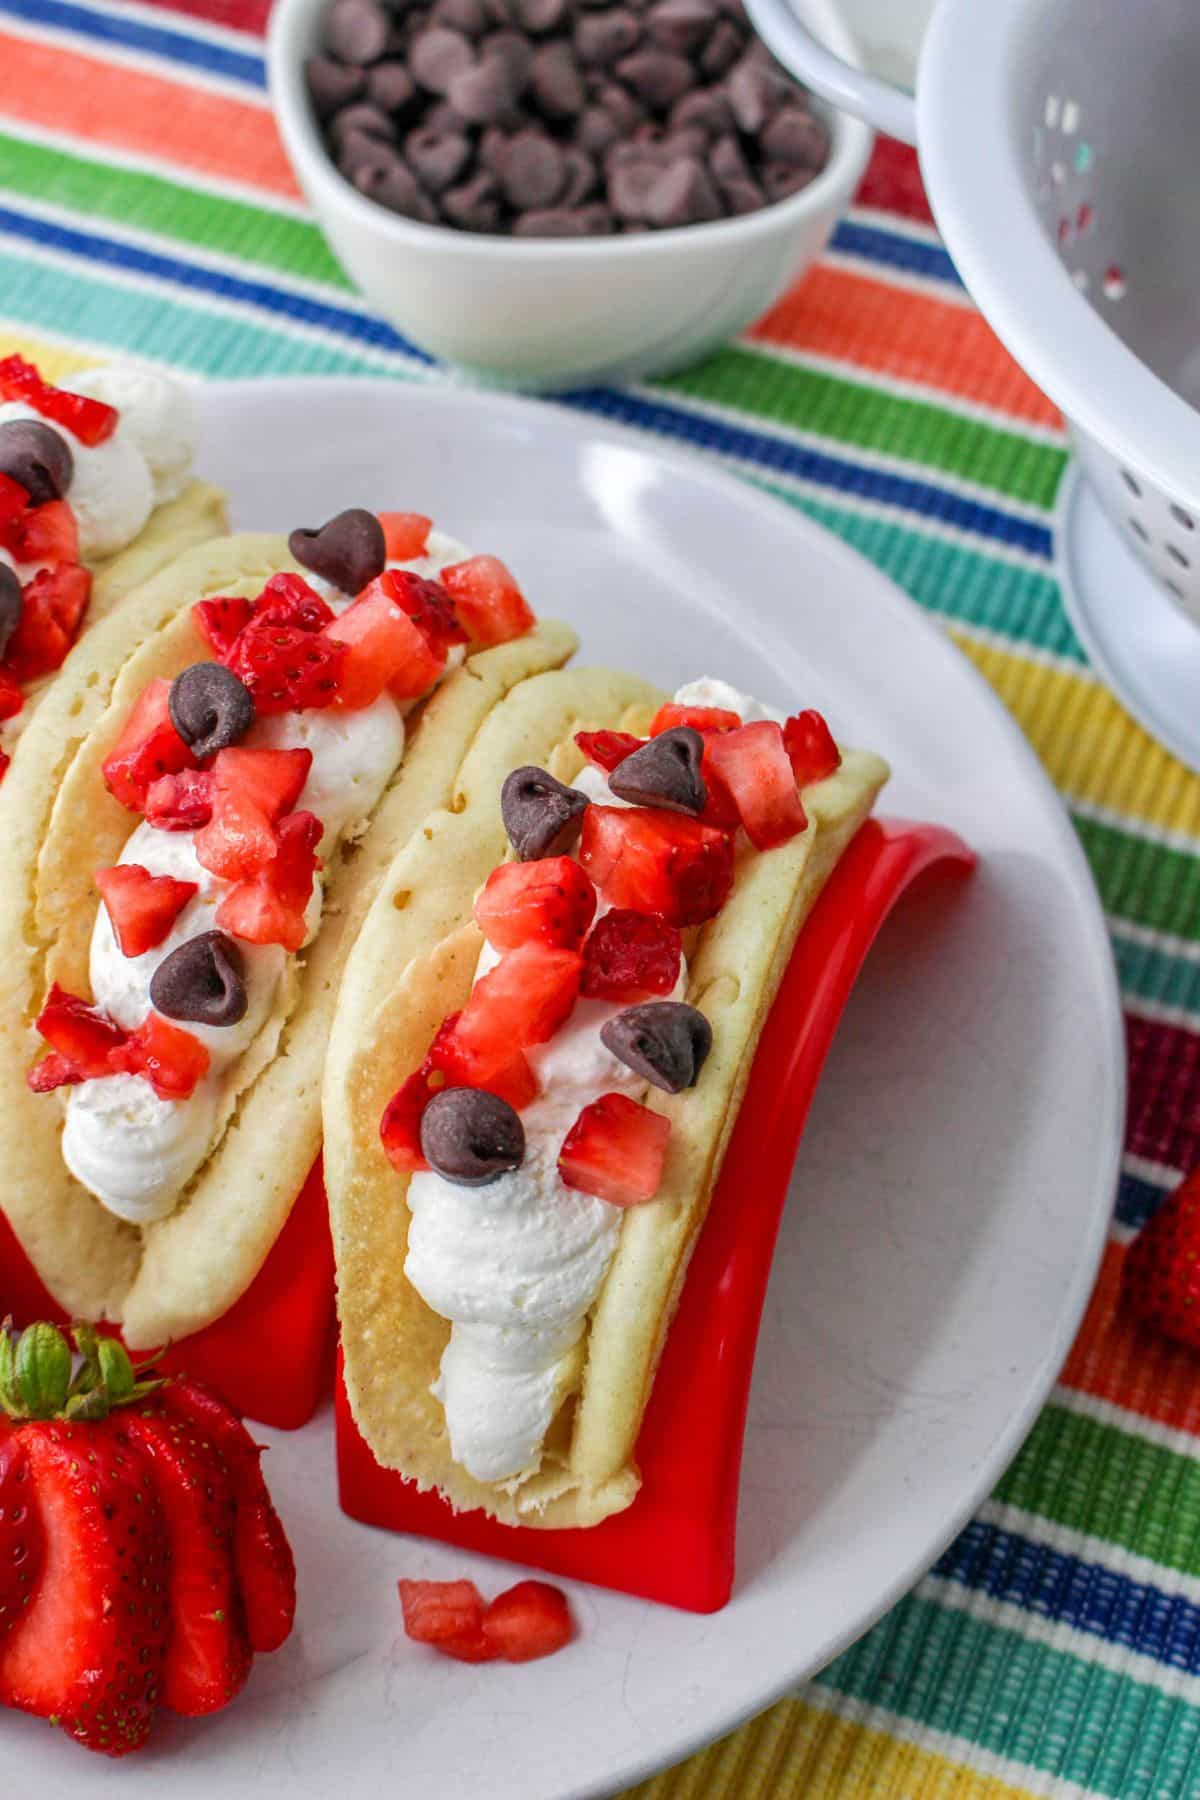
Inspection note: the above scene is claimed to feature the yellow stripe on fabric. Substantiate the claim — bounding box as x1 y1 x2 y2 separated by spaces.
948 629 1200 841
622 1697 1045 1799
0 327 99 380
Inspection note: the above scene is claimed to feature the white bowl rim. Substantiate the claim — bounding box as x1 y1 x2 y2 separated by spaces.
267 0 873 264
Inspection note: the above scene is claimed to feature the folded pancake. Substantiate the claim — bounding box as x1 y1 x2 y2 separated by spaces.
325 667 888 1529
0 529 576 1347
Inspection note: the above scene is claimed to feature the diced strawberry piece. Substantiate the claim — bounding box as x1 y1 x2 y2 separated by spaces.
193 595 254 660
783 709 841 786
215 810 321 951
705 721 808 851
194 747 313 881
379 512 432 561
380 1069 434 1173
650 703 741 736
573 729 645 773
482 1581 573 1663
580 806 735 926
0 356 117 445
440 554 534 647
473 857 596 952
14 499 79 567
0 472 27 525
399 1579 487 1647
27 1051 79 1092
323 574 446 708
226 620 346 714
251 571 335 635
31 983 126 1083
0 668 24 721
454 944 582 1075
386 569 468 651
581 908 682 1002
428 1012 540 1111
143 768 214 831
3 564 91 682
0 749 8 784
102 679 196 813
95 864 197 957
559 1092 670 1207
110 1012 210 1100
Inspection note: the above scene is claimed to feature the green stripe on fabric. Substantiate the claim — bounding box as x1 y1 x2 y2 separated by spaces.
660 345 1068 510
0 132 348 290
996 1404 1200 1577
1075 816 1200 944
816 1592 1200 1798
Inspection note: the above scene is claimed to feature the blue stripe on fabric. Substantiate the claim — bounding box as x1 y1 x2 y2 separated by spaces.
0 0 266 84
830 218 963 289
1118 1171 1169 1232
936 1518 1200 1676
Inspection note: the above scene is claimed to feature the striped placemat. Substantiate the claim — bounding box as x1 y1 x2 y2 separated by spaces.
4 1 1199 1792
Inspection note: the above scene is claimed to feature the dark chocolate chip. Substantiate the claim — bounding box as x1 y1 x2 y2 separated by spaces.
574 103 619 153
426 98 472 130
482 26 534 91
529 40 585 117
406 125 473 191
431 0 488 33
708 130 751 185
365 158 441 219
306 54 367 117
365 58 419 113
645 0 715 52
0 419 74 505
0 564 22 662
670 86 733 135
721 174 765 213
609 726 706 812
481 0 513 24
760 105 827 168
614 47 693 111
698 15 743 76
447 54 521 123
661 124 708 160
325 0 391 63
331 100 397 144
600 1000 712 1093
608 156 661 221
511 0 564 32
409 24 476 91
150 931 248 1029
577 200 615 233
340 133 398 186
592 79 645 131
501 765 589 860
479 125 511 173
288 508 387 595
501 127 566 207
575 8 640 64
762 161 816 202
513 207 586 236
727 52 786 132
420 1085 525 1185
560 144 598 203
442 168 503 229
168 663 255 761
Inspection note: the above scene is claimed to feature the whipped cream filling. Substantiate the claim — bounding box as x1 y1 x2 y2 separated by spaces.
62 529 471 1225
403 676 780 1486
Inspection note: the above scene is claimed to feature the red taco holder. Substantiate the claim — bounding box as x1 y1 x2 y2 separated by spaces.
0 1158 335 1430
336 816 976 1612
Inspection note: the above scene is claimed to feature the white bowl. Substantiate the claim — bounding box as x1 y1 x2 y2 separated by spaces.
267 0 872 389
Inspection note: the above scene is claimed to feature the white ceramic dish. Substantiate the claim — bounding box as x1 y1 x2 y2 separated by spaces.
0 380 1124 1800
266 0 872 388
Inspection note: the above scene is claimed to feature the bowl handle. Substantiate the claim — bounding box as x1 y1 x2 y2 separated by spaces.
744 0 918 144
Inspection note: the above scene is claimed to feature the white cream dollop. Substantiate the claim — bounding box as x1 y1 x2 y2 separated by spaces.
69 364 200 507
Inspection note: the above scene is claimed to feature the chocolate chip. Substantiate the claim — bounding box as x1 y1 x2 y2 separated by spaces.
592 79 646 132
420 1085 525 1185
511 0 564 32
431 0 488 33
441 168 502 228
513 207 585 235
426 98 471 130
375 160 441 216
0 420 73 506
406 125 472 190
409 24 475 91
727 52 786 131
365 58 419 113
762 161 816 202
0 565 22 662
559 144 597 203
608 156 661 221
339 134 395 186
482 26 534 91
288 508 387 595
601 1000 712 1093
661 124 708 160
501 765 588 860
574 103 619 153
150 932 248 1029
670 86 732 134
331 100 396 144
698 15 742 76
609 726 706 812
575 8 639 64
577 200 615 233
708 130 750 186
529 41 585 117
168 663 255 761
447 54 521 123
721 174 765 213
614 48 692 111
501 127 566 207
306 54 367 117
760 105 827 168
479 125 511 173
325 0 391 63
645 0 715 52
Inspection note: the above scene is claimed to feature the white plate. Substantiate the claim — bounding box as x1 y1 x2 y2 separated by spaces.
6 381 1124 1800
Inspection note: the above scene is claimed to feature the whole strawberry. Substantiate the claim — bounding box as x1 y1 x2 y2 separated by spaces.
1124 1169 1200 1348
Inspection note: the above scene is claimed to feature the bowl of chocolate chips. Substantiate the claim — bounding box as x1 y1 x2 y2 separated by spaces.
268 0 870 385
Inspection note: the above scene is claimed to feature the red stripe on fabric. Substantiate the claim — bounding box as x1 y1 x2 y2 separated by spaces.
1061 1239 1200 1436
1127 1014 1200 1172
125 0 270 31
854 137 934 225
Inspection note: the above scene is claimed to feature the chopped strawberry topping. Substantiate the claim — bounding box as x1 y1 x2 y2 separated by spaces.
110 1011 210 1100
482 1581 573 1662
29 983 126 1088
0 355 117 446
193 595 254 660
379 512 433 561
473 857 596 951
95 863 197 957
102 679 197 813
427 1012 539 1111
386 569 468 651
581 908 682 1002
226 620 346 715
0 749 8 784
380 1068 435 1173
580 806 735 926
783 709 841 786
194 746 313 881
573 729 645 773
323 574 446 708
0 471 27 525
650 702 741 736
251 571 336 635
13 499 80 567
215 810 321 951
559 1091 671 1207
440 554 535 648
0 668 24 722
454 943 582 1068
3 563 91 682
705 721 808 851
144 767 214 831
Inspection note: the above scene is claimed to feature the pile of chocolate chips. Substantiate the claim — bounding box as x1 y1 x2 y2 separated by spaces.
306 0 829 236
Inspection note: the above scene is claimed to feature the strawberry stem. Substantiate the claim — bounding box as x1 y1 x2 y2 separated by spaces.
0 1320 166 1421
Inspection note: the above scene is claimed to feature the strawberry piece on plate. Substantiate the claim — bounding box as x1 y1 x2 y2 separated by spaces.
13 499 79 566
323 573 446 707
440 554 534 647
29 983 126 1090
580 907 682 1002
649 702 741 736
95 864 197 957
399 1578 494 1659
705 720 808 851
580 805 735 926
3 563 91 682
215 809 321 951
1124 1169 1200 1349
194 746 313 881
0 1436 43 1644
482 1580 573 1662
558 1091 670 1207
227 620 346 715
103 679 196 813
473 857 596 951
783 708 841 786
573 729 645 773
0 668 24 722
378 511 432 561
193 595 254 660
251 572 335 635
0 355 117 446
110 1012 210 1100
144 767 215 831
454 942 582 1063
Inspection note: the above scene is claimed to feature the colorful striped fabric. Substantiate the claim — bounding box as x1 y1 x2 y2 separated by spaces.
4 0 1200 1791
